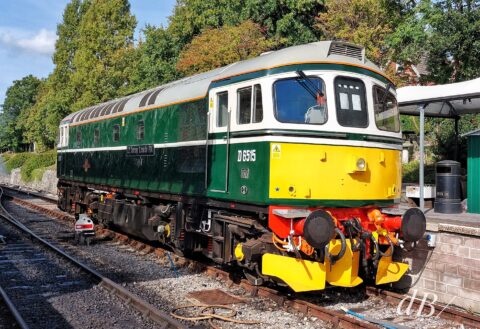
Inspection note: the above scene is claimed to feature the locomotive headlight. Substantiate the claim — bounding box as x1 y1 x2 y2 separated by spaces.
356 158 366 171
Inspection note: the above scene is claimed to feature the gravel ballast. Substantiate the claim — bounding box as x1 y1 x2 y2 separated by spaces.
4 198 467 329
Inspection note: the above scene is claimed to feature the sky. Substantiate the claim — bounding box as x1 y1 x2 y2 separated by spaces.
0 0 176 106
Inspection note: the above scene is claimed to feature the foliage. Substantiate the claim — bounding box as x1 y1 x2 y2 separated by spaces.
316 0 400 66
400 115 419 133
4 153 34 173
130 26 179 91
12 0 138 149
1 0 478 165
388 0 480 161
1 153 13 163
31 165 56 182
402 160 436 184
168 0 244 49
2 151 56 182
20 150 57 182
241 0 325 47
177 20 273 75
70 0 137 111
388 0 480 83
0 75 42 151
426 115 479 166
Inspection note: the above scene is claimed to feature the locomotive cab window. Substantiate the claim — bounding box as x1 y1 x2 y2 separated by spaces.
217 91 228 127
274 76 327 124
94 128 100 145
113 125 120 142
137 119 145 140
237 84 263 124
373 85 400 132
63 127 68 146
76 130 82 146
334 77 368 128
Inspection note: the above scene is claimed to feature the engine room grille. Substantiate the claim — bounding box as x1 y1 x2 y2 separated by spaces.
328 42 364 62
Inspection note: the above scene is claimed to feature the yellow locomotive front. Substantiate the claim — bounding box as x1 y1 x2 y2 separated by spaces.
235 61 426 292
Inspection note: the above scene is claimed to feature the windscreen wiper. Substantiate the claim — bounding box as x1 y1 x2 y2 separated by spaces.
296 70 324 99
381 83 393 110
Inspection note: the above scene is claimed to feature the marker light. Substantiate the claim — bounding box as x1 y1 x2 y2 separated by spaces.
356 158 366 171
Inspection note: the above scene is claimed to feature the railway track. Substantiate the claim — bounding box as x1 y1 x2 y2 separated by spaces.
3 184 480 329
0 186 185 329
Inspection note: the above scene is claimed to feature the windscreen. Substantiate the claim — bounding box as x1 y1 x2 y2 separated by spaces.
274 77 327 125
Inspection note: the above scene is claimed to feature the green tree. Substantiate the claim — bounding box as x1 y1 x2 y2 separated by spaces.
176 20 273 75
241 0 325 47
168 0 244 50
388 0 480 83
315 0 400 66
130 26 178 91
70 0 137 111
388 0 480 163
0 75 42 151
25 0 89 149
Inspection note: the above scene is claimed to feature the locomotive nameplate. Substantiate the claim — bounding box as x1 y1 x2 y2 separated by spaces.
126 144 155 156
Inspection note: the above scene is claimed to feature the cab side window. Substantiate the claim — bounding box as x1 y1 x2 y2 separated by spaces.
76 129 82 146
334 77 368 128
113 125 120 142
137 119 145 140
237 87 252 124
237 84 263 125
94 128 100 144
217 91 228 127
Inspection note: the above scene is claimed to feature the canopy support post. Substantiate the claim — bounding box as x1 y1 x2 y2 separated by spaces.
419 105 426 212
454 116 459 162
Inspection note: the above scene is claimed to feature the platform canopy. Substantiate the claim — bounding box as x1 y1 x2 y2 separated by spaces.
396 77 480 212
398 77 480 118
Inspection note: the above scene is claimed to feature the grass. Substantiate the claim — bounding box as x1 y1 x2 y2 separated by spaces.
1 151 57 182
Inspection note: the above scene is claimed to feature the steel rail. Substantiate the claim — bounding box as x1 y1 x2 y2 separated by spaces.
0 187 186 329
0 284 30 329
0 184 57 204
8 184 480 328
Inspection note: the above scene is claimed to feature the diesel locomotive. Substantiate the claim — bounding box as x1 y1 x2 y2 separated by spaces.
57 41 426 292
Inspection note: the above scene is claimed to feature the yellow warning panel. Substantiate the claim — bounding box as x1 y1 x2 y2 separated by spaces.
271 143 281 159
262 253 326 292
375 247 409 285
325 240 363 287
269 142 401 201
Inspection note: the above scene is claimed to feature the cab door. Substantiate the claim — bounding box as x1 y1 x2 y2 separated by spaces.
206 88 231 193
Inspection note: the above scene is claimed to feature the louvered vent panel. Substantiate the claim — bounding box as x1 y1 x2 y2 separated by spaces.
328 42 363 61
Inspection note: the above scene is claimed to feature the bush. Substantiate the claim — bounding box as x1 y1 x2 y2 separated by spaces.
4 153 34 172
1 152 13 163
31 164 56 182
402 160 436 184
20 151 57 182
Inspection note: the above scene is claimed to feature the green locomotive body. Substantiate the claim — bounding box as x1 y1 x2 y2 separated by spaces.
57 41 425 292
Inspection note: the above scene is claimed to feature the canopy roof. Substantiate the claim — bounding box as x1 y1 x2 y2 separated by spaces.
397 77 480 118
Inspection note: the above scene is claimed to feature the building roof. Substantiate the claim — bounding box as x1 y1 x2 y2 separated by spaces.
62 41 385 126
397 77 480 118
462 128 480 137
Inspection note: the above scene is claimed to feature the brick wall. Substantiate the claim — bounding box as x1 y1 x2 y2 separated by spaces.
394 231 480 312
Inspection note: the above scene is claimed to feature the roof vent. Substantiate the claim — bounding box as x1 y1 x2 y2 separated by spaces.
328 42 365 62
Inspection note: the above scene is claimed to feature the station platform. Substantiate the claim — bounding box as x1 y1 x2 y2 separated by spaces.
423 208 480 236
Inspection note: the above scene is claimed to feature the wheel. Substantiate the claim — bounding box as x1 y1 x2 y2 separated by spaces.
85 237 92 246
